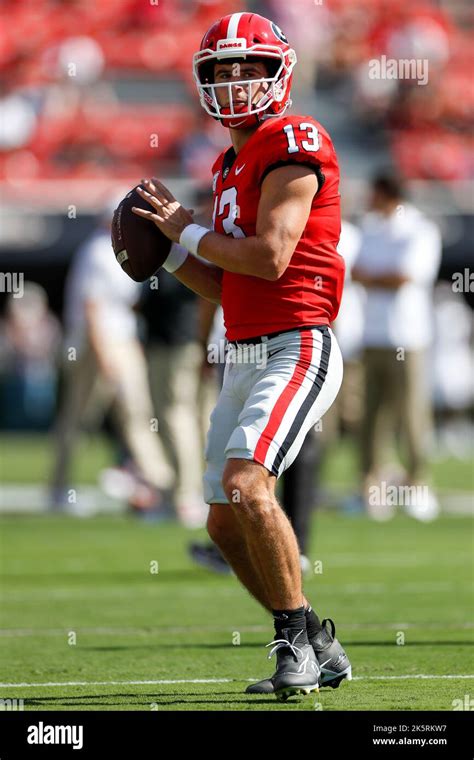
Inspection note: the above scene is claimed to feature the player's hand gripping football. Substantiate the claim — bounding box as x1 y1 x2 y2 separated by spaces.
132 178 194 244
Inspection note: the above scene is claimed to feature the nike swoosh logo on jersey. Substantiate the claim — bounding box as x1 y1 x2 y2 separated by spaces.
235 164 245 175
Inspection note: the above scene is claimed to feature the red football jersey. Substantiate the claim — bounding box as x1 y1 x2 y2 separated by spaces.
211 114 345 341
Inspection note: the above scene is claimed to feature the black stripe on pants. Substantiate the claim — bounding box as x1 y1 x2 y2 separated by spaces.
270 326 331 475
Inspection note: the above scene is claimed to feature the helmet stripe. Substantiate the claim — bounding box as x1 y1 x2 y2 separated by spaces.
226 12 244 39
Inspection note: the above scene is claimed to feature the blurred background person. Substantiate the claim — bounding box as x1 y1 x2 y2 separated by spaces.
50 204 174 513
320 215 366 515
352 171 442 521
0 73 37 154
431 283 474 458
141 268 208 529
0 283 60 430
325 216 365 442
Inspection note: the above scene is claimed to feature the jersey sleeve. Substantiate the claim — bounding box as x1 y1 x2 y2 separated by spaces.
255 116 333 189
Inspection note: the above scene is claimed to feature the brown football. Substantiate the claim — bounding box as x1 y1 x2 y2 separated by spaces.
111 186 172 282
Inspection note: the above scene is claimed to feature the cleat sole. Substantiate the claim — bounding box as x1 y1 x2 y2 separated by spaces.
320 666 352 689
275 684 319 702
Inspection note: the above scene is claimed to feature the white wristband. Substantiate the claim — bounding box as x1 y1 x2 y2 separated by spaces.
179 223 210 255
163 243 189 273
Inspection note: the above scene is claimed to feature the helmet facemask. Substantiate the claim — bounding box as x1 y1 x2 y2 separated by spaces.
194 47 297 129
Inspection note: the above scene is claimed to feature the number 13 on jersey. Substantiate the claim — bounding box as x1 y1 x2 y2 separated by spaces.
283 122 320 154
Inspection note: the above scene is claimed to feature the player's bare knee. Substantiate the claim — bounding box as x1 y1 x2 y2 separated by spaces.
223 472 278 525
206 511 228 545
236 496 279 528
206 505 241 545
222 472 262 506
222 460 271 504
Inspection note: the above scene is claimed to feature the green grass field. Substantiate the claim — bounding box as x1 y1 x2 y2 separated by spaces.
1 511 473 711
0 433 473 711
1 432 473 492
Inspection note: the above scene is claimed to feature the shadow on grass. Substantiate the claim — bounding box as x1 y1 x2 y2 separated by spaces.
82 642 264 651
25 692 282 708
82 640 474 652
81 634 474 652
3 569 225 584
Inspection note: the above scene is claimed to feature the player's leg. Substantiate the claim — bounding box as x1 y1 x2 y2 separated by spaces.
194 436 318 575
224 326 350 695
208 502 315 612
203 363 285 608
207 503 271 609
204 354 313 613
223 459 303 609
208 488 348 695
220 459 319 700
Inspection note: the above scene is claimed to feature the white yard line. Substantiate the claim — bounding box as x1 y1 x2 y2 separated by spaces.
0 675 473 689
351 675 474 681
1 580 470 603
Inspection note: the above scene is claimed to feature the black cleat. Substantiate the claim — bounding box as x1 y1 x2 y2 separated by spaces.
312 618 352 688
248 628 320 701
246 618 351 694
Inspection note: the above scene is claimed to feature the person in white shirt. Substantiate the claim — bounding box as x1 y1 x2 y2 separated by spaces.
353 172 441 519
327 219 366 438
335 220 365 363
50 211 173 509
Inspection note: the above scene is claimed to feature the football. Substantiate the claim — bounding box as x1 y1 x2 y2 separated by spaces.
111 186 172 282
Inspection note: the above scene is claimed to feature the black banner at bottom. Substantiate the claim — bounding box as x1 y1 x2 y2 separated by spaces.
0 710 471 757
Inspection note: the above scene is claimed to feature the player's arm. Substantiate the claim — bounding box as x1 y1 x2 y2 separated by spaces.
354 221 441 290
197 165 317 280
134 171 317 281
171 253 222 304
351 269 409 289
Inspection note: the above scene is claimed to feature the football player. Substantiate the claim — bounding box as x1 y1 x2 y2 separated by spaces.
133 11 351 700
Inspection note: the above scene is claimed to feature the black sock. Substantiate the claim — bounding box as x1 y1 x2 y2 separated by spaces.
305 605 323 639
272 606 309 644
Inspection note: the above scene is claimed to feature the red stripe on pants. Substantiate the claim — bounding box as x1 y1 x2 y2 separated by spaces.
253 330 314 465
